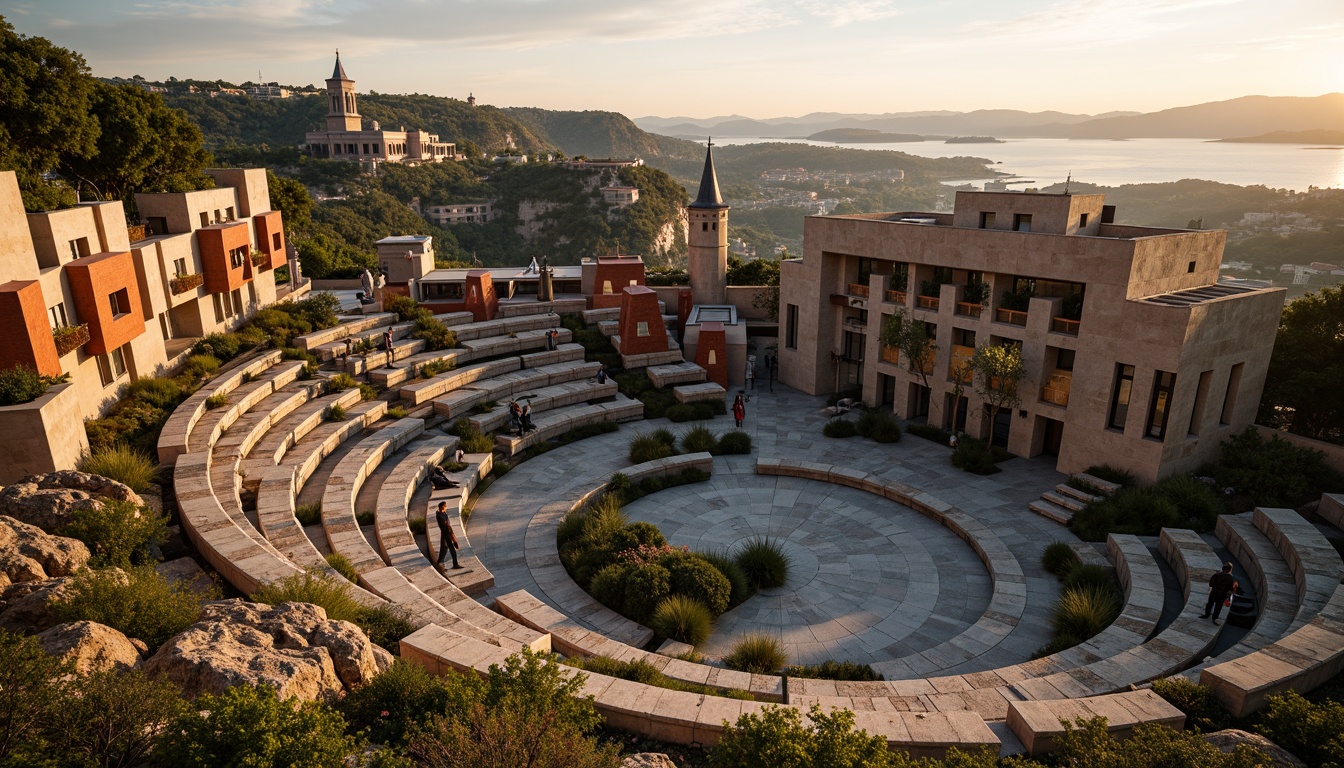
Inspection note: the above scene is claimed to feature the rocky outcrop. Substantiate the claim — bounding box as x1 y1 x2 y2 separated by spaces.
0 515 89 588
156 557 217 596
0 577 74 634
143 600 391 701
1203 730 1306 768
0 471 144 533
621 755 678 768
35 620 143 673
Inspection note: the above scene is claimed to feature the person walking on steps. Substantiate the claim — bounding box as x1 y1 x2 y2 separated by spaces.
733 391 747 428
435 501 462 570
1200 562 1238 624
596 364 607 385
383 328 394 354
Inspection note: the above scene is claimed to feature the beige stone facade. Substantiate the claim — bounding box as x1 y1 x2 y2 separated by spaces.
779 191 1285 481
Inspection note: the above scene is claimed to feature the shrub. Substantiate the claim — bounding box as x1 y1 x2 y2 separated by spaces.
356 604 417 654
681 425 718 454
696 549 752 607
1069 478 1216 542
409 316 458 351
78 444 159 493
191 333 242 362
1063 564 1118 594
325 552 358 582
281 346 317 365
855 409 901 442
421 358 455 378
712 705 891 768
182 354 221 380
340 659 453 746
714 429 754 455
408 516 426 535
52 667 188 768
358 383 378 401
620 562 672 624
382 293 422 322
328 373 357 392
59 499 167 568
1150 678 1230 733
0 364 53 406
204 392 228 410
784 660 884 681
1054 717 1270 768
649 595 714 647
295 502 322 526
867 420 902 443
906 423 951 444
326 402 347 421
589 564 632 615
1153 474 1224 530
356 510 376 526
253 570 412 652
1051 584 1121 642
823 419 858 438
154 684 358 765
0 629 74 764
723 633 787 674
1041 541 1081 578
1254 690 1344 768
951 437 1002 475
735 536 790 591
665 403 715 422
665 553 732 616
1209 427 1344 508
1085 464 1137 487
629 432 676 464
56 565 216 650
388 406 409 419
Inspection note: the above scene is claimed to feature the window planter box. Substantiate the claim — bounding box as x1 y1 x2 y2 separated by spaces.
170 273 205 295
251 252 268 268
52 324 90 356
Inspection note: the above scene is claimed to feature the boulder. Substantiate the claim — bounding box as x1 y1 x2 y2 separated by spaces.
621 755 678 768
1203 729 1306 768
0 577 74 634
0 516 89 588
143 599 385 701
35 621 143 673
155 557 217 596
0 470 144 533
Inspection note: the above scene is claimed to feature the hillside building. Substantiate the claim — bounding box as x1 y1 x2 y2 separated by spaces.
423 202 494 226
601 186 640 207
303 54 458 167
779 191 1286 481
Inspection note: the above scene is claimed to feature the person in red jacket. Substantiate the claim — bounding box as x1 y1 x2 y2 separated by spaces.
733 391 747 428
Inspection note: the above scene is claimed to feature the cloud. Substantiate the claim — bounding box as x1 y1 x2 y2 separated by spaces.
804 0 902 27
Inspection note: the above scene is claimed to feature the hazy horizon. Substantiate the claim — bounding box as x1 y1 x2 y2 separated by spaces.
5 0 1342 118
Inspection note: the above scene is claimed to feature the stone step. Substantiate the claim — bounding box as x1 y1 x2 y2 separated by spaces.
1028 499 1073 525
1054 483 1103 505
1042 489 1088 512
1073 472 1122 495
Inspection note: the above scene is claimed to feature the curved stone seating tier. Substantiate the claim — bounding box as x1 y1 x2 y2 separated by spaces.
238 388 366 490
496 588 784 702
469 380 619 433
494 396 644 457
400 623 999 756
675 382 727 404
421 452 496 596
1252 507 1344 631
611 334 685 369
400 358 529 407
646 362 707 388
580 306 622 325
374 335 585 390
294 312 395 352
1006 690 1184 756
1320 494 1344 529
191 360 305 447
1200 582 1344 717
157 349 283 464
498 297 586 318
312 319 413 362
519 453 716 649
432 357 599 419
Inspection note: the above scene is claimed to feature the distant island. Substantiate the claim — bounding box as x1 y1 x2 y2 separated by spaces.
945 136 1005 144
808 128 925 143
1214 129 1344 145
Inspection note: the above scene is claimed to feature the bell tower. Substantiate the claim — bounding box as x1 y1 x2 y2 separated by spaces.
325 51 362 132
687 139 729 305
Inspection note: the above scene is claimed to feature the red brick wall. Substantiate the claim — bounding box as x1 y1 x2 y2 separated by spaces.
695 322 729 388
197 222 252 293
618 286 666 355
463 270 498 321
0 280 61 376
589 258 645 309
64 251 146 356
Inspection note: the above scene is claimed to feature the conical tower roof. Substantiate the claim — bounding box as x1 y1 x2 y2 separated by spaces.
688 140 728 210
331 51 349 81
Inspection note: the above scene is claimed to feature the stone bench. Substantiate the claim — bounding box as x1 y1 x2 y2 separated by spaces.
470 380 618 433
451 312 560 342
188 360 305 455
1253 507 1344 630
647 361 707 388
158 349 283 464
239 388 366 489
295 313 395 352
208 382 324 525
422 452 494 597
371 349 469 389
580 306 622 325
312 319 414 362
674 382 726 404
1006 690 1184 755
493 396 644 457
432 358 599 419
399 358 524 406
1319 493 1344 529
1200 583 1344 717
343 338 426 375
497 298 586 317
458 327 573 359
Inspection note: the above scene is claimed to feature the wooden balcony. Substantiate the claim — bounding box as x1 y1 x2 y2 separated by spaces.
847 283 870 298
996 307 1028 326
1051 316 1081 335
885 289 907 304
880 346 900 364
950 344 974 383
916 295 940 311
1041 369 1072 406
955 301 983 319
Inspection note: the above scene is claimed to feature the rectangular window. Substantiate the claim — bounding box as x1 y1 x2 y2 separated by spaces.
1108 364 1135 431
979 212 995 229
1079 213 1089 228
212 294 224 323
843 330 865 362
272 233 282 251
1013 213 1032 232
68 237 90 260
1147 370 1177 440
199 212 210 228
785 304 799 349
362 144 370 155
97 355 114 387
230 247 247 268
636 321 650 337
231 289 243 317
48 303 68 330
1189 370 1213 436
109 288 130 317
173 257 188 277
225 207 235 221
110 345 127 378
372 144 380 154
1220 363 1244 425
213 209 222 223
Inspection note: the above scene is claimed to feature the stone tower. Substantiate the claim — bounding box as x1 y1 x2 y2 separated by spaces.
325 52 361 132
687 140 729 306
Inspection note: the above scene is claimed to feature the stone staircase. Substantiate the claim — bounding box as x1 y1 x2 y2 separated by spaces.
1028 472 1119 525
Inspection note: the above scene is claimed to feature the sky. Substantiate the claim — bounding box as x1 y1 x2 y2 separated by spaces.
4 0 1343 119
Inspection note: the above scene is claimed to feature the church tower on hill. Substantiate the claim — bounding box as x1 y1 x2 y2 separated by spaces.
325 52 362 132
687 140 729 306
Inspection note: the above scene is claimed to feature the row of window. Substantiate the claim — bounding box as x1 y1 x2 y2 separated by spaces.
1108 362 1242 441
977 211 1089 232
96 343 130 387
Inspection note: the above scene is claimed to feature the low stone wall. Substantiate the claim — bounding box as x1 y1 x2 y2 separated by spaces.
1254 425 1344 474
0 383 88 484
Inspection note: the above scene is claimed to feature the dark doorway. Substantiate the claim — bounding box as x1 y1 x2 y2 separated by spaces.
1042 418 1064 457
880 374 895 407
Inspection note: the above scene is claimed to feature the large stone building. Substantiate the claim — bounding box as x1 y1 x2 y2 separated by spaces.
779 191 1285 481
304 54 457 166
0 168 291 481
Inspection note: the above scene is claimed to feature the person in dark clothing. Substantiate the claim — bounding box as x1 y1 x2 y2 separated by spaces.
520 404 536 434
430 465 460 490
1201 562 1238 623
596 364 607 385
383 328 394 353
508 401 523 436
435 501 462 570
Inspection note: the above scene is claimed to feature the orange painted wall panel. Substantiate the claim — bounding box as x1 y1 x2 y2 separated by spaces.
197 222 251 293
254 211 286 270
63 251 146 356
618 286 666 355
0 280 61 376
695 322 729 389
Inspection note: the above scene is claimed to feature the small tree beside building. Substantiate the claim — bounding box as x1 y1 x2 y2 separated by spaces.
969 343 1025 445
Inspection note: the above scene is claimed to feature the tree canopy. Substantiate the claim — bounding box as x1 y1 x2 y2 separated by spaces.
1259 285 1344 443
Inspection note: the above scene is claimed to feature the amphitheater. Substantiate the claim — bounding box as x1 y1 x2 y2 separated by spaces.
162 301 1344 758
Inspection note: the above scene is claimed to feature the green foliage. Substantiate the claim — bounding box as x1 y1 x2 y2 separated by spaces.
154 683 358 767
409 516 426 536
650 595 714 647
77 444 159 493
696 549 752 607
182 354 222 380
723 633 787 674
1085 464 1137 487
450 418 495 453
421 358 455 378
877 309 937 387
1204 426 1344 508
59 499 167 568
784 660 885 682
325 552 358 583
711 704 894 768
824 419 858 438
356 605 417 655
328 372 358 392
1041 541 1082 578
56 565 216 650
681 425 718 454
564 655 753 700
629 431 676 464
1070 474 1223 541
84 374 194 455
192 333 244 362
950 437 1003 475
1150 678 1231 734
855 409 902 443
356 510 376 527
624 563 674 624
726 255 781 286
735 536 791 591
252 570 414 653
295 502 322 527
204 392 228 410
665 553 732 616
714 429 754 455
0 364 59 406
1051 584 1121 642
968 343 1026 444
1259 285 1344 443
340 659 457 747
387 406 409 419
54 667 189 768
0 629 73 766
327 402 348 421
1063 564 1118 593
665 402 718 422
358 383 378 401
1253 690 1344 768
1065 475 1107 496
1053 717 1268 768
409 316 458 351
906 423 952 444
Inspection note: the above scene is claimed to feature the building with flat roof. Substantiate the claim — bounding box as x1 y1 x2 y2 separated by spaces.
779 190 1286 481
424 202 493 226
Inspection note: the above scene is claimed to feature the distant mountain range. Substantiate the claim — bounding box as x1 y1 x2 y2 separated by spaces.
635 94 1344 140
